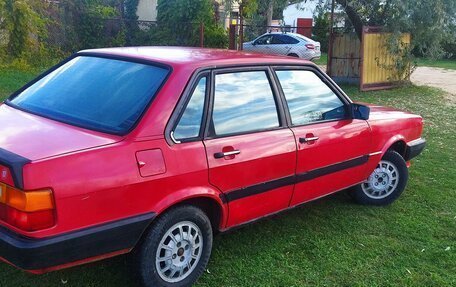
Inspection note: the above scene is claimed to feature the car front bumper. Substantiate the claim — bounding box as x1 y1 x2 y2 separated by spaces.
404 138 426 161
0 212 155 272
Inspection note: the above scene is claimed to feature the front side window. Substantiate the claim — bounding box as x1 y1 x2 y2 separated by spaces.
276 70 347 125
173 77 206 141
255 35 272 45
211 71 280 136
9 56 169 135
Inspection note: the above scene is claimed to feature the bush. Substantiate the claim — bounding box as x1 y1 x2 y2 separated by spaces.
204 25 229 48
442 41 456 59
313 12 330 53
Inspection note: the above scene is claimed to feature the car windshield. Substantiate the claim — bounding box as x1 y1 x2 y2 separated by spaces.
8 56 169 135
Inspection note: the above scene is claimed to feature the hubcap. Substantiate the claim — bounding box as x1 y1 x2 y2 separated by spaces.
361 160 399 199
155 221 203 283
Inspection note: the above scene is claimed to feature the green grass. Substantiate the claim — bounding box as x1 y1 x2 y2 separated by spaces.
0 68 455 286
416 58 456 70
0 69 38 100
313 52 328 66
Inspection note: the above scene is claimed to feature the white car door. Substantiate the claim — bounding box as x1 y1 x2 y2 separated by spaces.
270 34 299 57
248 35 273 54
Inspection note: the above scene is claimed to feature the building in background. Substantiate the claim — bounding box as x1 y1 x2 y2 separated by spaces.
135 0 238 27
136 0 158 21
282 1 317 27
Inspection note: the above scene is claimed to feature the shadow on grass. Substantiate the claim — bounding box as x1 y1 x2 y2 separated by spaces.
1 191 357 287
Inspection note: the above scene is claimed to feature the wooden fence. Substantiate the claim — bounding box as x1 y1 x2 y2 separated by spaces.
360 26 411 91
328 26 411 91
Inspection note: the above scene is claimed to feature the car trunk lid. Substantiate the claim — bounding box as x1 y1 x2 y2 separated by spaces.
0 104 123 162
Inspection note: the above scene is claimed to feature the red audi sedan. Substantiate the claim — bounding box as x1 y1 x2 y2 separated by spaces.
0 47 425 287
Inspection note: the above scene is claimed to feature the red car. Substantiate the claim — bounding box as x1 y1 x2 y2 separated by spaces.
0 47 425 286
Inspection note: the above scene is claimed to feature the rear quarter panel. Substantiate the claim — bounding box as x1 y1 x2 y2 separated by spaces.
18 139 226 239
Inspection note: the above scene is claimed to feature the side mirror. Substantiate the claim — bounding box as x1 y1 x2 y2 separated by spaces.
252 41 257 46
351 103 370 120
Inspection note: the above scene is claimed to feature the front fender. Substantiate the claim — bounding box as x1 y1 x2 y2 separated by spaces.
380 134 406 155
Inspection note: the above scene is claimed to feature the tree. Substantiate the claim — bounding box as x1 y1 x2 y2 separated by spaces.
58 0 124 51
0 0 46 58
333 0 456 58
225 0 289 26
156 0 228 47
157 0 215 26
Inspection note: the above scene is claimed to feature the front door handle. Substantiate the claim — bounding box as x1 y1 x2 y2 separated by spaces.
214 150 241 159
299 136 319 143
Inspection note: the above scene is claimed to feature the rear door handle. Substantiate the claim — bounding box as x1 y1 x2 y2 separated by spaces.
214 150 241 159
299 136 319 143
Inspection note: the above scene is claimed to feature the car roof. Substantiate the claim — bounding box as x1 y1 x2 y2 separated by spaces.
79 46 314 70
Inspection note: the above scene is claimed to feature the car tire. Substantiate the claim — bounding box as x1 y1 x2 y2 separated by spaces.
133 205 213 287
287 53 299 58
352 150 408 206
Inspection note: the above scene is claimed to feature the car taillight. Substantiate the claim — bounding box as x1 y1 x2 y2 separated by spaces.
0 183 55 231
305 44 315 50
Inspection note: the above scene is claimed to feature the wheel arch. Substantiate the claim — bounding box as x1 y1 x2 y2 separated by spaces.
380 135 407 159
388 140 407 158
153 188 228 233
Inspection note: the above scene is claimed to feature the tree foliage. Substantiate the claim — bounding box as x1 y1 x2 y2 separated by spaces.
157 0 215 26
0 0 46 58
312 9 330 52
59 0 124 51
156 0 228 47
334 0 456 58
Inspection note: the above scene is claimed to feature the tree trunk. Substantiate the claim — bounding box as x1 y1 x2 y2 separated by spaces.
335 0 364 40
266 1 273 27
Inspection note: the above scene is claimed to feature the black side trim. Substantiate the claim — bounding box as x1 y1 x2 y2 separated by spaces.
225 155 369 202
225 175 295 202
404 138 426 161
0 212 155 270
296 155 369 183
0 148 31 189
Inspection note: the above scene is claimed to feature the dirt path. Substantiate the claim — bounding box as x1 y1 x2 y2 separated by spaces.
411 67 456 95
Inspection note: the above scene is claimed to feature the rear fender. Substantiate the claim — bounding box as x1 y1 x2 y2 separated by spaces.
153 186 228 229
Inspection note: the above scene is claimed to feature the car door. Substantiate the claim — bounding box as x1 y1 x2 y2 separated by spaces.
271 34 298 56
273 67 372 206
250 35 273 54
203 68 296 227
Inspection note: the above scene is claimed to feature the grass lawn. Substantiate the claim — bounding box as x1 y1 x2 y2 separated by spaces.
0 68 455 286
313 52 328 66
416 58 456 70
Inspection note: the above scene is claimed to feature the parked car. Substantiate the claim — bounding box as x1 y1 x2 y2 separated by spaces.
0 47 425 287
243 32 321 60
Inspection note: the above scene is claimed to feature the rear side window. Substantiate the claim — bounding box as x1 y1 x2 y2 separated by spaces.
9 56 169 135
173 77 207 141
276 70 347 125
211 71 279 136
272 35 299 44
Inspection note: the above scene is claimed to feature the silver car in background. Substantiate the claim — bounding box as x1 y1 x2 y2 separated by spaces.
243 32 321 61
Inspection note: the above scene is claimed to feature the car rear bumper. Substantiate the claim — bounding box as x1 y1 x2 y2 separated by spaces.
0 212 155 272
404 138 426 161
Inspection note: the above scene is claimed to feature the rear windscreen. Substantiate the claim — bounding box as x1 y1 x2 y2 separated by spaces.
9 56 169 135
